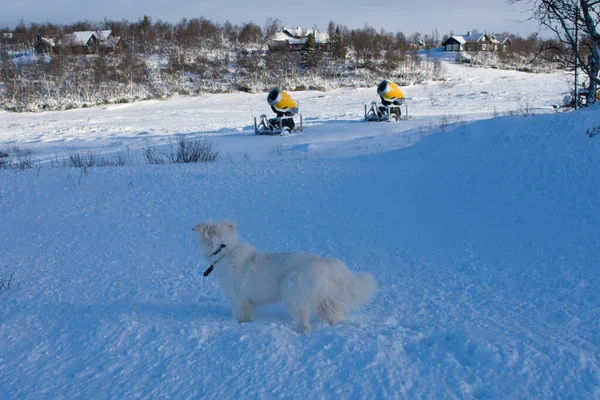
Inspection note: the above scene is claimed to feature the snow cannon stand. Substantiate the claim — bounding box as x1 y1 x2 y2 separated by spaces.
364 101 408 122
254 114 304 135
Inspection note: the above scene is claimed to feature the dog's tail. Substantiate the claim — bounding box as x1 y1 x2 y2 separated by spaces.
343 271 377 308
314 267 377 325
315 265 377 325
323 269 376 313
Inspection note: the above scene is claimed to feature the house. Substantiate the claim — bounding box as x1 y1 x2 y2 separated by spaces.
442 31 492 52
59 30 110 53
35 30 122 55
488 34 512 51
409 40 426 51
98 35 124 53
270 27 329 51
442 35 466 52
34 34 56 54
2 32 15 44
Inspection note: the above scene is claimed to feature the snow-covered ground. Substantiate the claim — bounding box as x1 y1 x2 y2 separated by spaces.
1 61 599 398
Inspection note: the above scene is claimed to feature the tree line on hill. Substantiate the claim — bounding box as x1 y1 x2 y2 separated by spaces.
0 16 566 111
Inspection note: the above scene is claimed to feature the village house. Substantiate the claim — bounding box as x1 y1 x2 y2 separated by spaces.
34 30 123 55
2 32 15 44
269 27 329 51
489 34 512 51
409 40 426 51
33 34 56 54
442 31 511 52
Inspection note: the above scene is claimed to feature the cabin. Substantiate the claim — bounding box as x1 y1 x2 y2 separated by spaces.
442 35 465 52
409 40 426 51
442 31 511 52
34 30 123 55
442 31 490 52
269 27 329 51
98 35 124 54
2 32 16 44
489 34 512 51
34 34 56 54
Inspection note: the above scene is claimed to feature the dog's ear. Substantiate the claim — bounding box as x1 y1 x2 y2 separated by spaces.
192 223 207 234
224 220 236 231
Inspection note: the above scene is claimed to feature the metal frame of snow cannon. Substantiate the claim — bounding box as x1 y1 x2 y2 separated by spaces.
364 101 408 122
254 114 303 135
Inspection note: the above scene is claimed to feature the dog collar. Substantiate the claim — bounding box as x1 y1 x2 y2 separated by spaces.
210 244 226 257
203 244 226 277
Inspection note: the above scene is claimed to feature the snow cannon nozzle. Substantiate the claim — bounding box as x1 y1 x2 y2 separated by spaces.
377 80 390 95
267 88 282 106
377 80 405 106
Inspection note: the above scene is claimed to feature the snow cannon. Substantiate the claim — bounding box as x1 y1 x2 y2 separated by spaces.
377 80 405 106
254 88 303 135
365 80 408 122
267 88 299 116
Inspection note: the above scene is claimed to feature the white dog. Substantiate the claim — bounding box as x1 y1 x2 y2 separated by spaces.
192 220 377 332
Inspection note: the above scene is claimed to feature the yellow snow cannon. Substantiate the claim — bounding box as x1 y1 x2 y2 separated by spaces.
365 80 408 122
268 88 299 115
254 88 303 135
378 79 405 105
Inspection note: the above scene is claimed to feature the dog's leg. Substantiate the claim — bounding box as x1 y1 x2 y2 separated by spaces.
281 275 313 332
286 305 312 333
233 302 255 323
317 298 343 326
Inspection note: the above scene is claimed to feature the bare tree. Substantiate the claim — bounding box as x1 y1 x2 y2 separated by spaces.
382 49 401 75
263 18 282 45
351 25 379 69
118 48 147 85
92 52 110 84
237 50 264 89
238 22 262 45
511 0 600 104
266 45 298 84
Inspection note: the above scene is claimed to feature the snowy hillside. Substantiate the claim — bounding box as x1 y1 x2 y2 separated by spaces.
1 62 599 398
0 61 566 163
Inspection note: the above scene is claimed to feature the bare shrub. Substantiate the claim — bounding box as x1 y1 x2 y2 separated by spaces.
586 125 600 138
0 150 8 169
142 144 166 164
51 153 67 168
50 148 133 168
518 99 534 117
439 115 450 132
112 152 131 166
0 272 15 296
431 58 446 81
68 149 96 168
1 145 35 170
166 135 219 163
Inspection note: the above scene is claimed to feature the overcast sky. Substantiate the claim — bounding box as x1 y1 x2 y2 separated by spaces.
0 0 540 36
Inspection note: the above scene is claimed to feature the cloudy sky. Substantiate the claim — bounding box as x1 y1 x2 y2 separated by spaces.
1 0 539 36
